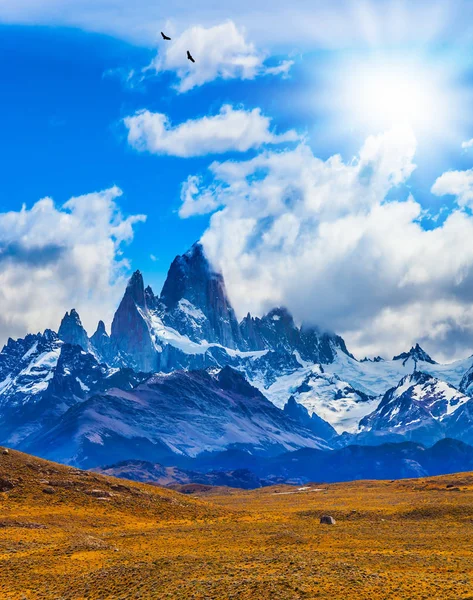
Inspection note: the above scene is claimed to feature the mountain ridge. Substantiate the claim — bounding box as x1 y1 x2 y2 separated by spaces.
0 241 472 469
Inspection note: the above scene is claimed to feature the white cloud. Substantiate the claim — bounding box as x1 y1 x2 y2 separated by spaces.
147 21 293 92
180 176 223 218
124 105 298 158
0 0 463 51
264 60 294 77
0 187 145 344
462 138 473 149
178 127 473 361
431 169 473 209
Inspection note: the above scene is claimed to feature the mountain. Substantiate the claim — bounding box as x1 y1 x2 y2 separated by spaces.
257 438 473 483
0 325 151 449
2 240 473 471
0 330 63 444
110 270 158 371
321 344 473 398
94 438 473 488
259 364 377 434
23 366 329 469
109 243 352 379
393 343 437 365
58 309 90 350
93 460 264 489
358 371 471 445
161 242 243 349
283 395 337 441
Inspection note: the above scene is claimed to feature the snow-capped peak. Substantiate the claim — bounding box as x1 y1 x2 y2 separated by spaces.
393 343 436 365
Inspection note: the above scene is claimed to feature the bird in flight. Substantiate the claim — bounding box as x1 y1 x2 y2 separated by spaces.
187 50 195 63
161 32 171 40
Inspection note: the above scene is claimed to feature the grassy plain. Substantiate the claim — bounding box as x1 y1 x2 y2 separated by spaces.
1 450 473 599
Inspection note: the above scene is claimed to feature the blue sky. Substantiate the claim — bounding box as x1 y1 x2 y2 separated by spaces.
0 23 311 291
3 1 473 360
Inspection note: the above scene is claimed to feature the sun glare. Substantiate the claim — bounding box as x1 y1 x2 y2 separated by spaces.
352 65 437 130
313 52 471 150
345 58 450 135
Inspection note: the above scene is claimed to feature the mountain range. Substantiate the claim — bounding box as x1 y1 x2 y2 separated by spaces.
1 241 473 484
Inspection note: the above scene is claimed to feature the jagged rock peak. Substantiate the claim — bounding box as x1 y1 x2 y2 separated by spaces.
125 270 146 308
160 242 242 349
283 395 337 441
360 356 385 363
393 343 436 365
58 309 89 350
160 242 215 309
111 270 156 372
92 320 107 337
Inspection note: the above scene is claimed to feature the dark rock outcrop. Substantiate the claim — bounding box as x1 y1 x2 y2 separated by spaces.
393 343 436 366
110 271 157 372
58 309 89 351
161 243 242 349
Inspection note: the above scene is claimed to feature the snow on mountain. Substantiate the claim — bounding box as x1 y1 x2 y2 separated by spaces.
160 242 242 349
109 243 351 380
323 347 473 397
0 330 62 409
392 343 437 365
0 323 151 447
253 362 378 434
459 362 473 396
283 395 337 440
358 371 471 445
24 366 330 469
1 240 473 463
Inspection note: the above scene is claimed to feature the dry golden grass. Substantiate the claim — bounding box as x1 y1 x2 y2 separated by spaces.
1 450 473 599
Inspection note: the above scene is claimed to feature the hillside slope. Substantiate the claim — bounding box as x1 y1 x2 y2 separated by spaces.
1 449 473 599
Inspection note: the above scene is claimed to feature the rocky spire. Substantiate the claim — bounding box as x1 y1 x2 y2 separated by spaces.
93 320 107 338
58 309 89 350
110 271 156 372
160 242 242 349
393 343 436 365
124 270 146 308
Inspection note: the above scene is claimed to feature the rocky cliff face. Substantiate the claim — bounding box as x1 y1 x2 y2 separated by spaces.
240 307 350 363
58 309 89 351
106 242 352 374
283 396 337 441
110 271 157 372
160 243 242 349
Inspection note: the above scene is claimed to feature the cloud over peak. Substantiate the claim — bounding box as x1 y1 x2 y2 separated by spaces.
176 127 473 361
0 187 145 343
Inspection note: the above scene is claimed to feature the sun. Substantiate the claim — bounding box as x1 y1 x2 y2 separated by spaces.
312 51 470 149
344 56 450 135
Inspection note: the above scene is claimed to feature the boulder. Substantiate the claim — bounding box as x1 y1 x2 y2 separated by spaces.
320 515 336 525
0 479 14 492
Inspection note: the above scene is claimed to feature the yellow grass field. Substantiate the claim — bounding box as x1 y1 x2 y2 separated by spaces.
1 449 473 599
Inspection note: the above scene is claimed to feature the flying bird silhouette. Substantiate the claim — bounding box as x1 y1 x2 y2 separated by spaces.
161 32 171 40
187 50 195 63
